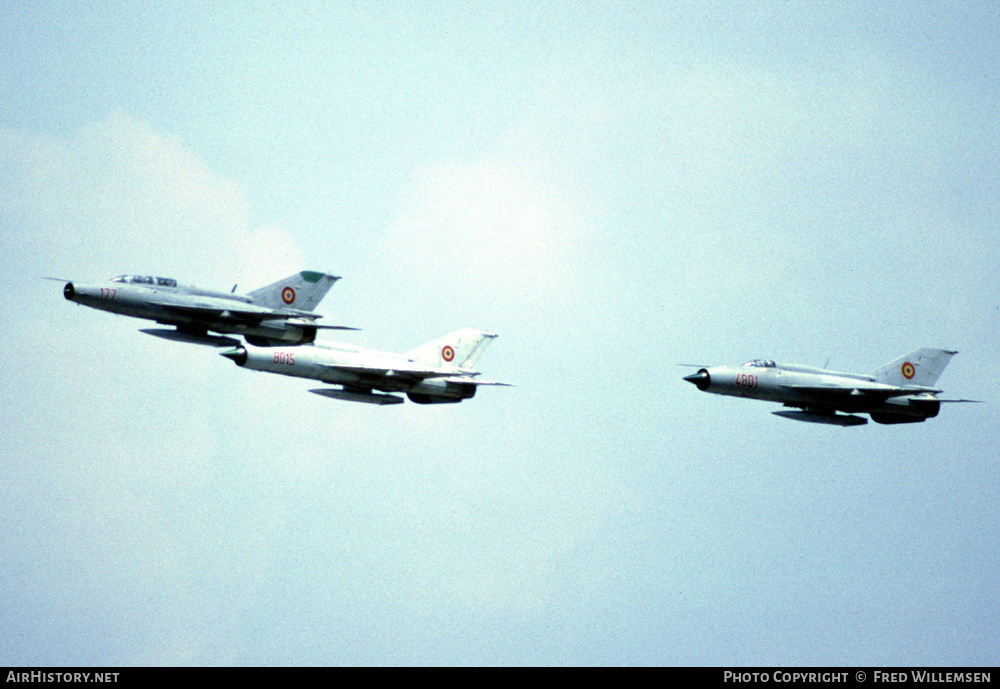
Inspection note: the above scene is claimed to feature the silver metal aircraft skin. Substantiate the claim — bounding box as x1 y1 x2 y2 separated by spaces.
221 328 512 405
683 348 975 426
59 271 354 346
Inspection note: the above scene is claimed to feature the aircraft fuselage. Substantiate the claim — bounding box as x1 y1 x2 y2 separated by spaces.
684 358 945 425
63 275 327 345
221 329 509 405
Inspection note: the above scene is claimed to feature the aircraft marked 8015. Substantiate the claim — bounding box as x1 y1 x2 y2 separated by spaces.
273 351 295 366
222 328 512 406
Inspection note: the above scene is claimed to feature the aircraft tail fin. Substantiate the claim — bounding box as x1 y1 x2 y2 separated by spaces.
405 329 498 369
248 271 340 311
870 348 957 387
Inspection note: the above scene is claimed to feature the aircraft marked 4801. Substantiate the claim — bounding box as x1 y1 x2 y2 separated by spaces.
735 373 759 388
683 349 981 426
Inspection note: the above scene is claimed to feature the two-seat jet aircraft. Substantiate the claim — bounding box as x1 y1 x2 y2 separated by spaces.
57 271 354 346
683 348 978 426
220 328 512 405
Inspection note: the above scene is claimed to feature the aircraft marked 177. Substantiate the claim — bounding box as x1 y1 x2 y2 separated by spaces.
683 348 980 426
56 271 355 346
221 328 512 405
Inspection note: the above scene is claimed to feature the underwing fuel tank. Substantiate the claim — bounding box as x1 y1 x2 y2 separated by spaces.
772 410 868 426
140 328 240 347
310 389 403 405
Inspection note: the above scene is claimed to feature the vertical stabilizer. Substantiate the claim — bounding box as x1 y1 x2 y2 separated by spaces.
248 271 340 311
405 329 498 368
871 348 957 387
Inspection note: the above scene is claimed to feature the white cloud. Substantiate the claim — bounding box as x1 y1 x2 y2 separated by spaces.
382 154 590 314
0 113 304 292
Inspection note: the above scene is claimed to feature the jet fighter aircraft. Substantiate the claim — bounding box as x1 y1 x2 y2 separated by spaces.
220 328 512 405
58 271 354 346
683 348 978 426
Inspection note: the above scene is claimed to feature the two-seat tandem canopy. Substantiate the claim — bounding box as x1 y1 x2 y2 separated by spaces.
111 275 177 287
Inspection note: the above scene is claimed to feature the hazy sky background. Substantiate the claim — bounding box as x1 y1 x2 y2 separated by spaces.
2 1 998 666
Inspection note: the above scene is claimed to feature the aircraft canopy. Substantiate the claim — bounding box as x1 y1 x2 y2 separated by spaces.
111 275 177 287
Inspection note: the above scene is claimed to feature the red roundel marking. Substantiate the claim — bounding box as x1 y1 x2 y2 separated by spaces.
901 362 916 380
281 286 296 304
442 345 455 362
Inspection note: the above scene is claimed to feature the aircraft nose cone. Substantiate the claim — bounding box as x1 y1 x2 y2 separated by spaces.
684 370 711 391
63 282 75 300
221 346 248 366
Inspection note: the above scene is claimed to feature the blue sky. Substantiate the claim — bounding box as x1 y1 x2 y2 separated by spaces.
2 1 998 665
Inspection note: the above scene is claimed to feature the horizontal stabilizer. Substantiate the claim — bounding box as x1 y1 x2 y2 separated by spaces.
141 328 241 348
440 377 515 386
309 388 404 405
772 410 868 427
311 323 361 331
783 383 941 400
